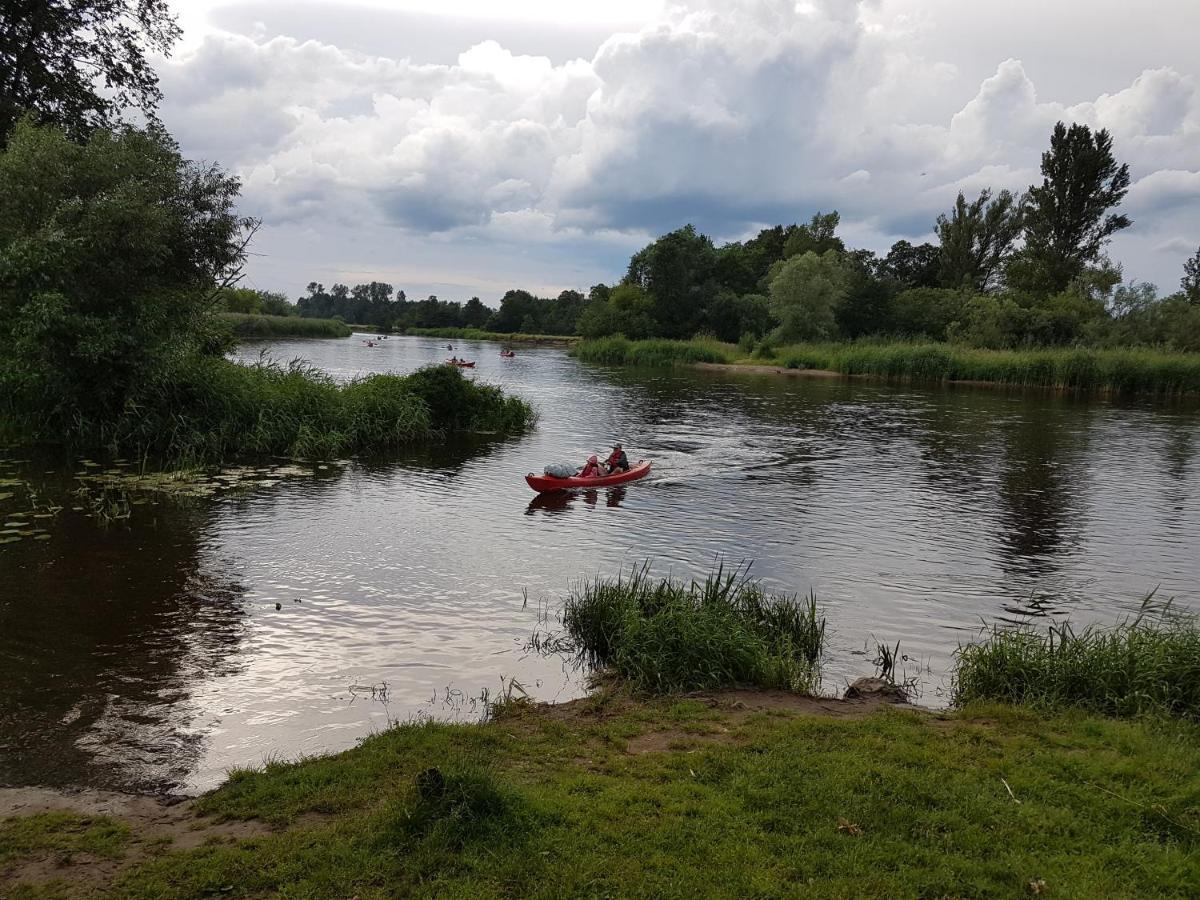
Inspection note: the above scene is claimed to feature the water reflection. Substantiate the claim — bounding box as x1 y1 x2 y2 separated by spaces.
0 502 246 794
525 486 627 515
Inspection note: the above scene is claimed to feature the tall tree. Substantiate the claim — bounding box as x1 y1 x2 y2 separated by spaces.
783 211 845 260
624 224 716 338
0 0 181 144
768 250 848 342
1018 121 1131 293
1182 245 1200 305
879 240 940 289
935 190 1022 292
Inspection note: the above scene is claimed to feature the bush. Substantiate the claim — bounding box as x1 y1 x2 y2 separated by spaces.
559 564 826 693
572 337 732 366
217 313 351 339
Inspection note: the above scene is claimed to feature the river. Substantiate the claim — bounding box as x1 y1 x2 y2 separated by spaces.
2 335 1198 795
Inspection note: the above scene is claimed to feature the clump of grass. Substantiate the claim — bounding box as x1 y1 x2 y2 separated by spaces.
572 336 733 366
406 326 578 343
216 312 352 339
560 563 825 693
953 596 1200 719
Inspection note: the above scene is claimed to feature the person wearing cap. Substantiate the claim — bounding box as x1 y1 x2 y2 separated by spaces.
605 443 629 473
579 454 605 478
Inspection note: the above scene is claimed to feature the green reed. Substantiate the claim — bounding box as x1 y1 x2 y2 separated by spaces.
571 336 733 367
953 597 1200 719
217 312 353 339
560 563 825 693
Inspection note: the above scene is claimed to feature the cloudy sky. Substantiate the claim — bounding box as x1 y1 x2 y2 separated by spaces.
158 0 1200 303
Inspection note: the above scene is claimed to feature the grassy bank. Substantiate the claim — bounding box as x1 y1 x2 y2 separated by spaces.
6 694 1199 897
406 326 579 344
216 313 352 339
573 337 1200 396
3 360 535 462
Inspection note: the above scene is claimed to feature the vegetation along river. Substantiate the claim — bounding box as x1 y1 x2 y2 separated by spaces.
2 335 1198 796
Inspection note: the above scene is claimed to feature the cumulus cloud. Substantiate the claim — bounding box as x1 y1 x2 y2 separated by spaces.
155 0 1200 296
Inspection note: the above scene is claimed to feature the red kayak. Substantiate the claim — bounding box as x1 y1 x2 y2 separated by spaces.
446 359 476 368
525 460 651 493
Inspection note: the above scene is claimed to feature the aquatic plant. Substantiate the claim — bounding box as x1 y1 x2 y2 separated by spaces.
560 563 826 693
571 336 733 367
953 596 1200 719
217 313 352 339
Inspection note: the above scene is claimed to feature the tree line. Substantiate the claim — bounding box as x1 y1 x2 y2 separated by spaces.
265 121 1198 349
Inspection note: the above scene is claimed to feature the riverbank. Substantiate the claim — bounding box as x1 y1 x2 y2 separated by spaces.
3 689 1197 897
216 313 352 339
406 326 579 345
573 337 1200 397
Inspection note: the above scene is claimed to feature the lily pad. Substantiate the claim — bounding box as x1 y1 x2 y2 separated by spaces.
0 536 20 544
33 534 51 541
0 492 12 501
4 521 29 528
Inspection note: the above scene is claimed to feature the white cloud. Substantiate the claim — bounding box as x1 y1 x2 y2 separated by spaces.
155 0 1200 297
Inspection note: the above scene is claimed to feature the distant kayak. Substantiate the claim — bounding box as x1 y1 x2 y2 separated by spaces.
446 359 476 368
500 351 516 358
525 460 651 493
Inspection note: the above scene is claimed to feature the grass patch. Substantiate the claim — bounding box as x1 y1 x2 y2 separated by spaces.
28 697 1192 897
559 564 826 693
4 358 536 462
0 812 130 868
575 336 1200 395
954 598 1200 720
406 327 579 344
571 335 733 366
216 313 352 339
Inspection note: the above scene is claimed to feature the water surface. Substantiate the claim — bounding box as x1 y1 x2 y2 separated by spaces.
2 335 1197 794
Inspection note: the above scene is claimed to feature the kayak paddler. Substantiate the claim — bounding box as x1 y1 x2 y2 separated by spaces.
605 443 629 473
579 455 604 478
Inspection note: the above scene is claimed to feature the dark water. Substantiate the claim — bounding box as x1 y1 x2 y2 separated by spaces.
2 335 1198 795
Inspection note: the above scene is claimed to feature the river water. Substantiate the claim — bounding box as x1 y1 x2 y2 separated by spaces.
2 335 1198 795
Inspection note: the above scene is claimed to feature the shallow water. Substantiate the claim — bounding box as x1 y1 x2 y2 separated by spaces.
2 335 1198 794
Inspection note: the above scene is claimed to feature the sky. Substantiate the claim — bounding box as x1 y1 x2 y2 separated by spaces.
156 0 1200 303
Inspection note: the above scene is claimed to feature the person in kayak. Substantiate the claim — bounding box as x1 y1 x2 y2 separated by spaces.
579 455 605 478
605 444 629 473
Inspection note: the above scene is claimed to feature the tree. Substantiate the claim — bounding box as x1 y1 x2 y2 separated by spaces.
624 224 716 337
1017 122 1131 294
0 0 181 144
462 297 491 328
879 240 940 289
935 190 1022 292
767 251 848 342
0 119 251 429
1182 246 1200 305
783 211 845 260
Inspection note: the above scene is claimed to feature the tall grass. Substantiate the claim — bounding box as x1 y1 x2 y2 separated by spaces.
571 336 733 366
217 312 352 339
406 327 579 343
775 342 1200 396
574 336 1200 396
7 357 536 462
560 563 826 693
953 598 1200 719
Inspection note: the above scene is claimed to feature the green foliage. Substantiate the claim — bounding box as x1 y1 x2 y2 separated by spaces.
1181 245 1200 305
560 564 826 693
878 239 940 289
572 336 732 366
625 224 717 338
772 341 1200 395
1016 121 1132 293
889 287 968 341
954 600 1200 719
217 313 351 339
0 0 180 144
768 250 849 342
577 283 657 338
936 189 1022 291
214 287 295 316
405 326 577 343
0 119 251 435
782 210 845 259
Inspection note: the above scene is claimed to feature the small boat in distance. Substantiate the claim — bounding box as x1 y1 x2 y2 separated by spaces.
500 350 516 358
525 460 651 493
446 358 476 368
